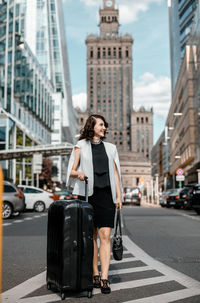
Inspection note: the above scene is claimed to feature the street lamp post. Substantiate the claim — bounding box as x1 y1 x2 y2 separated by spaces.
154 173 159 205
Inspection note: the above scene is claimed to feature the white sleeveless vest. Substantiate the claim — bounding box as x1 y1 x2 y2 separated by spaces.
66 139 123 203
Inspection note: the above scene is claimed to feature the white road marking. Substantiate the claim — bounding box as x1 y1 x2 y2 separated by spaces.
2 272 46 303
179 212 200 221
2 223 12 226
109 265 153 276
2 235 200 303
123 288 200 303
2 214 47 227
16 294 61 303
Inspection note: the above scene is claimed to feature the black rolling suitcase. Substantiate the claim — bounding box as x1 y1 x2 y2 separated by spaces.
46 179 94 300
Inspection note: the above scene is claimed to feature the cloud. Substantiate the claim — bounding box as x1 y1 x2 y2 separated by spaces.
133 72 171 118
119 0 163 24
80 0 163 24
72 93 87 111
80 0 101 6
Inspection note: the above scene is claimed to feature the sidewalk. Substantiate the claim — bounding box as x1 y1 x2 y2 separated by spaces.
141 197 160 208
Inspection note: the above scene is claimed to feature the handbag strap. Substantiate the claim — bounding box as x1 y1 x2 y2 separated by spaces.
114 209 122 237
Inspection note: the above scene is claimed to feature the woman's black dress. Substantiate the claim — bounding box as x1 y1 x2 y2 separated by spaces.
89 141 116 228
80 141 116 228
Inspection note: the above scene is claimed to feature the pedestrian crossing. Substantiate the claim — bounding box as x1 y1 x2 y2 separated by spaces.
2 235 200 303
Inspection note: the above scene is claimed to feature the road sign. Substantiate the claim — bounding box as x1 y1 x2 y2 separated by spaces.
33 154 43 174
176 168 184 176
176 175 185 181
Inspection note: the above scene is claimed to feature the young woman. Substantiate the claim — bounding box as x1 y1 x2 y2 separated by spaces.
66 114 122 294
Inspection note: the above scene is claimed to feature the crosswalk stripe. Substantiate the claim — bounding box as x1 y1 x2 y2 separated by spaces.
109 265 153 276
16 294 61 303
2 272 46 303
122 288 200 303
3 223 12 226
123 236 200 290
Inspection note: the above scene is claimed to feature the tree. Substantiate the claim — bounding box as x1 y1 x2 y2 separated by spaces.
39 158 53 184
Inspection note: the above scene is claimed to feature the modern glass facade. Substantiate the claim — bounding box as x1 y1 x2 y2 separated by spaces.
0 0 54 183
24 0 78 180
168 0 198 94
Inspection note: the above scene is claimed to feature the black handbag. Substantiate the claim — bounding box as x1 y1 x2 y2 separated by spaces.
112 209 123 261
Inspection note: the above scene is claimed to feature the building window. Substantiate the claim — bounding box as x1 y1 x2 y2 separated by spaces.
126 50 129 57
98 48 100 59
90 50 93 58
119 47 122 58
146 117 148 123
103 48 106 58
137 117 139 123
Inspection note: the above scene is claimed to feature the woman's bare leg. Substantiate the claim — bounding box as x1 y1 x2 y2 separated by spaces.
93 228 99 276
98 227 112 279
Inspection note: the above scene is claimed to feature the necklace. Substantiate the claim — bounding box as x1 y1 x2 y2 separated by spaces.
92 139 102 145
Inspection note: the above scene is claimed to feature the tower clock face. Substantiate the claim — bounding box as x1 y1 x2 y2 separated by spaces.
106 0 113 7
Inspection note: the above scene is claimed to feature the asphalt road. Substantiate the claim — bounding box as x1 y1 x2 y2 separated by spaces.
2 205 200 302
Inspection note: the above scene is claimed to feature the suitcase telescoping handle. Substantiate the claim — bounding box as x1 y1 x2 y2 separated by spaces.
84 176 88 203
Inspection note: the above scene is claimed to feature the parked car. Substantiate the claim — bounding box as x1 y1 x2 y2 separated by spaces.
179 185 195 209
166 188 182 208
123 187 141 206
3 181 26 219
187 184 200 215
159 190 171 207
17 185 54 212
53 190 78 201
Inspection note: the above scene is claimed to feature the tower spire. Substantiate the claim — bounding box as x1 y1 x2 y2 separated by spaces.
100 0 119 37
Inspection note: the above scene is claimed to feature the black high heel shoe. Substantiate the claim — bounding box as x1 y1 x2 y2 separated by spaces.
93 275 101 288
100 279 111 294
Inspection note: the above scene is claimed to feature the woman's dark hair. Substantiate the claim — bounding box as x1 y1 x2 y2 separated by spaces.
79 114 108 141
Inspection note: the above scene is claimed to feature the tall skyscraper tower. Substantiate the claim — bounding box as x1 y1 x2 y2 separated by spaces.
24 0 78 180
168 0 198 94
86 0 133 151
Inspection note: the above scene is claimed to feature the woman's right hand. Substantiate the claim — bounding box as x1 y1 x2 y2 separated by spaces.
77 172 85 181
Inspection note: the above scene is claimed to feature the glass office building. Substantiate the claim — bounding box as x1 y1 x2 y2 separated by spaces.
25 0 78 180
168 0 198 94
0 0 54 182
0 0 77 181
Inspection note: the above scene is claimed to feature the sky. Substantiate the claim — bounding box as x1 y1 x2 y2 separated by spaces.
62 0 171 143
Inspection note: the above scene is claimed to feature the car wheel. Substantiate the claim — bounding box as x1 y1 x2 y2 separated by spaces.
34 201 45 212
3 202 12 219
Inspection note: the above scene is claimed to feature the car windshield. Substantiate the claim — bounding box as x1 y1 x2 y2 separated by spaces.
168 188 182 194
124 187 139 194
54 191 71 195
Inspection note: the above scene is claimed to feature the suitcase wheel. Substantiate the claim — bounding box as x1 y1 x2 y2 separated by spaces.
87 290 93 298
61 292 65 300
46 282 51 290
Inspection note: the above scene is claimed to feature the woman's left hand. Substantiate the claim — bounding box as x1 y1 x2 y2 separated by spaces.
116 198 122 210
